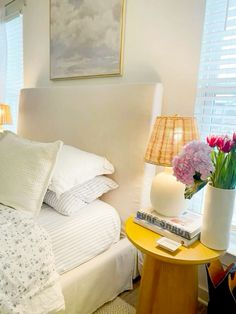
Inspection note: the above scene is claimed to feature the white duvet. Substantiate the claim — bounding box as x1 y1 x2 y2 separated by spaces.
0 205 65 314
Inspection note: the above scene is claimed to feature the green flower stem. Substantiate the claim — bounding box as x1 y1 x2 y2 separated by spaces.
217 152 226 187
215 152 226 188
210 150 217 185
212 148 236 189
227 150 236 189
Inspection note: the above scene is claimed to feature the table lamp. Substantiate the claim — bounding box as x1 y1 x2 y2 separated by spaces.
0 103 12 132
145 115 199 217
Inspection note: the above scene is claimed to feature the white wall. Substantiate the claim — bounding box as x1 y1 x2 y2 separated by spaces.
23 0 205 115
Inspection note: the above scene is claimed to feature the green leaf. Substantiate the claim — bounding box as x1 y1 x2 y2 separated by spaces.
184 180 208 199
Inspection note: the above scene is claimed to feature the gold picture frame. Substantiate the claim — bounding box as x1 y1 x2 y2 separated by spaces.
50 0 126 80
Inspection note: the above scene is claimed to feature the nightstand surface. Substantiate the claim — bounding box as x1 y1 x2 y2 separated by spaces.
126 217 224 264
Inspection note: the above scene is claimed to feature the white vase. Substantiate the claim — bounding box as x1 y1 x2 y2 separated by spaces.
200 184 236 250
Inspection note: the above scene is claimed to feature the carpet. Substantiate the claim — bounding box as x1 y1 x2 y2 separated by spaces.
94 297 136 314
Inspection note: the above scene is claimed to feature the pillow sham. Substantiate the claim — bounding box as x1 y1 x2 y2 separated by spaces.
0 131 62 216
48 145 114 197
44 175 118 216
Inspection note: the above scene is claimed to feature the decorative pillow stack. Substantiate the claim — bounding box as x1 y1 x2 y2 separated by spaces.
44 144 118 215
0 132 117 217
0 131 63 216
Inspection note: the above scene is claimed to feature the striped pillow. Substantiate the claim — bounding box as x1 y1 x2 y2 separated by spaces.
44 176 118 216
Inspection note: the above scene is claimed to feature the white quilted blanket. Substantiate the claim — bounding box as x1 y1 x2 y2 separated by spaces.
0 205 65 314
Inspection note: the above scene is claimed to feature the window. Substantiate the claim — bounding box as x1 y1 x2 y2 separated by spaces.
5 12 23 132
194 0 236 227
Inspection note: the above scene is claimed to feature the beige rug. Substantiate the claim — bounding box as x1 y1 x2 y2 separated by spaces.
94 297 136 314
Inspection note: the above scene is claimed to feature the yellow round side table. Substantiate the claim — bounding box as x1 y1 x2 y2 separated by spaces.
125 217 225 314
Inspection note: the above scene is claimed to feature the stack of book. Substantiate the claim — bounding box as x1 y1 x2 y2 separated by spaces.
134 209 202 247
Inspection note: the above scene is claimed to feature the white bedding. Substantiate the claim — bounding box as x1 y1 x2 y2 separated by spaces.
37 200 121 274
58 238 137 314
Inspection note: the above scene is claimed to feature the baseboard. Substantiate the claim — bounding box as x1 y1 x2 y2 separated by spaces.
198 284 208 306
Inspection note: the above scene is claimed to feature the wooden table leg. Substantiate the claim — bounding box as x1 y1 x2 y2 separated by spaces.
136 254 198 314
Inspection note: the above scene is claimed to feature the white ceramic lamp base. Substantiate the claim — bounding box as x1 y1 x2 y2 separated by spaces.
150 167 187 217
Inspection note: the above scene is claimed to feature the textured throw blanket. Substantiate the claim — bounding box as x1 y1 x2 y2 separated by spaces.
0 205 65 314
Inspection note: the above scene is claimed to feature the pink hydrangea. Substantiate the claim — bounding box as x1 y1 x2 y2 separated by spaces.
172 141 214 186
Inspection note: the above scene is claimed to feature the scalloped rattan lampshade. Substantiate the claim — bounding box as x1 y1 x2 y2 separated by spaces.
0 104 12 126
145 116 199 167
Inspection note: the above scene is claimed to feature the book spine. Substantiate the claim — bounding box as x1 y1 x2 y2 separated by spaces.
134 218 199 247
136 210 192 240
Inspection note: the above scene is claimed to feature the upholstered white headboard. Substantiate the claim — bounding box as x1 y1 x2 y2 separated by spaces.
18 84 162 229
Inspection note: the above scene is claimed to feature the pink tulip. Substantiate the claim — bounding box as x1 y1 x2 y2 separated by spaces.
233 132 236 143
207 135 218 147
215 136 224 149
217 136 234 153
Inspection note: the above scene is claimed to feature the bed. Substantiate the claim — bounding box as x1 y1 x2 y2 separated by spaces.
17 83 163 314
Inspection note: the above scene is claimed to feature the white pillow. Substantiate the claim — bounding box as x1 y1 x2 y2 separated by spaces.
0 131 63 216
48 145 114 197
44 175 118 216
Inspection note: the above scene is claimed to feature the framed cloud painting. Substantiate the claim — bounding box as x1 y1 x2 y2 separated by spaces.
50 0 126 79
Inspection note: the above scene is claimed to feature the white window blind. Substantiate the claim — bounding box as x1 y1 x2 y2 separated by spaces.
194 0 236 226
5 14 23 132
